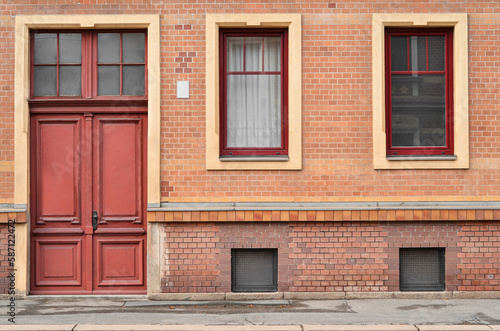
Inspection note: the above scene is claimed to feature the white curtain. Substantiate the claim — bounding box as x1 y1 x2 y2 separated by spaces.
226 37 281 148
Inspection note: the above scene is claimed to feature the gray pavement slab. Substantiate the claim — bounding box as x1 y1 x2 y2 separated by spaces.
2 325 500 331
302 326 418 331
419 328 496 331
0 297 499 329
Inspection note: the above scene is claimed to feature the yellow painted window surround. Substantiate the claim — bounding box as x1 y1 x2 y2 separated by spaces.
206 14 302 170
372 14 469 169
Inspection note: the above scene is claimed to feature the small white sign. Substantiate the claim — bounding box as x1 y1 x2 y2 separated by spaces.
177 81 189 99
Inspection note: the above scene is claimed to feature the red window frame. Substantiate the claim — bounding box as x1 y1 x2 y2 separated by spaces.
385 28 454 156
219 29 289 157
92 31 148 99
30 31 88 99
30 30 147 102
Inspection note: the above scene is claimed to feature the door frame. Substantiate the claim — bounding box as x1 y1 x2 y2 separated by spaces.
14 15 161 296
29 112 148 294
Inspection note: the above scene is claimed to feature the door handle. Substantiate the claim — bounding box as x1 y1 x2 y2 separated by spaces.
92 210 98 231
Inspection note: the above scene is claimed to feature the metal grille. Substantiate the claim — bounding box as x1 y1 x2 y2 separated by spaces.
400 248 445 291
231 249 278 292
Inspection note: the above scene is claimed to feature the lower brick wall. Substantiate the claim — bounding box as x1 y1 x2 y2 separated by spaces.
160 221 500 293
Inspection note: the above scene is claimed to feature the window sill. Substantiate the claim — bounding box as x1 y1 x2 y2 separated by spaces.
220 155 290 162
387 155 457 161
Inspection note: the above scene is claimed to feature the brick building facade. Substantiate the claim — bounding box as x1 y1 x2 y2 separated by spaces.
0 0 499 297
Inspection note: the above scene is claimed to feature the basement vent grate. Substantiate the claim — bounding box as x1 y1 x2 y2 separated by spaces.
400 247 445 291
231 249 278 292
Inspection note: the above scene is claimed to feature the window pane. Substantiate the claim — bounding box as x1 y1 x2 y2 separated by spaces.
123 65 145 96
59 66 81 96
245 37 263 72
34 66 57 96
59 33 82 64
34 33 57 64
391 36 407 71
123 33 145 63
428 36 445 71
98 66 120 95
264 37 281 71
414 36 427 71
227 37 243 72
226 74 281 148
98 33 120 63
391 74 446 147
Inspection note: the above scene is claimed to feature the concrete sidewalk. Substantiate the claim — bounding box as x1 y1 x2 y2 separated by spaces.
2 325 500 330
1 297 499 330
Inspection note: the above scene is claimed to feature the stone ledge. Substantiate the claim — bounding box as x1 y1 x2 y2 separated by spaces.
148 293 225 301
225 292 283 300
393 291 453 299
284 292 345 300
346 292 394 299
147 291 500 301
452 290 500 299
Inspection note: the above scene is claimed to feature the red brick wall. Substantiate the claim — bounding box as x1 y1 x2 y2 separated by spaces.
161 221 500 293
0 1 499 204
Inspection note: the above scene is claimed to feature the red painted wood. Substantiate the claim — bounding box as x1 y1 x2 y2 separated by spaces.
385 28 454 156
219 29 288 156
92 114 147 293
30 113 147 294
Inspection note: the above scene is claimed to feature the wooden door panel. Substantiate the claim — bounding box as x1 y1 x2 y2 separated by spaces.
34 118 82 225
93 114 147 293
95 117 144 225
31 113 147 294
95 238 144 286
34 238 82 286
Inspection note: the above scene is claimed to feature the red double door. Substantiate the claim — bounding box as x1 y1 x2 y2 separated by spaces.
30 112 147 294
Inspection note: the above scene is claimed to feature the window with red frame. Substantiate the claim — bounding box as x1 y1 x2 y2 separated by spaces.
386 28 453 156
31 31 146 99
220 29 288 157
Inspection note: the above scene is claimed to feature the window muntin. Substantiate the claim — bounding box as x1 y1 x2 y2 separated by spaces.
386 29 453 156
31 31 146 99
96 32 146 96
220 30 288 157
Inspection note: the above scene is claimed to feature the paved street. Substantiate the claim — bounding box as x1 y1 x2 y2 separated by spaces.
1 297 499 330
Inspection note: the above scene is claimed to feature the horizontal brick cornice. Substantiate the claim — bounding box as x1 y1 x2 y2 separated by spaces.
148 201 500 211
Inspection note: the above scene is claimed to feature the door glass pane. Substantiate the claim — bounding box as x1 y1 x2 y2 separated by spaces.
123 65 145 96
227 37 243 72
226 74 281 148
245 37 263 72
391 74 446 147
34 66 57 96
264 37 281 71
98 66 120 95
414 36 427 71
59 66 81 96
98 33 120 63
123 33 145 63
59 33 82 64
428 36 445 71
34 33 57 64
391 36 408 72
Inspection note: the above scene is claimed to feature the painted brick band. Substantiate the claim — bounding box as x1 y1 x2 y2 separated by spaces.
149 209 500 222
